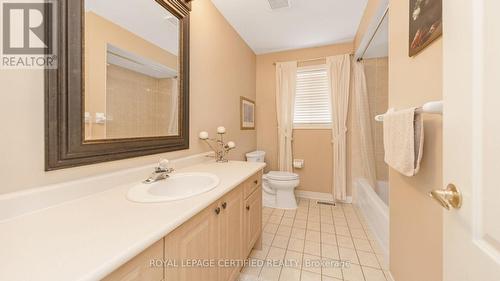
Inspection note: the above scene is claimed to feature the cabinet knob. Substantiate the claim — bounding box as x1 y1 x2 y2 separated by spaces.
215 207 221 215
246 205 250 211
222 202 227 209
254 180 258 184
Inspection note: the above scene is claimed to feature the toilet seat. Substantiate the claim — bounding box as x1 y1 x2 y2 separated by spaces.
265 171 299 181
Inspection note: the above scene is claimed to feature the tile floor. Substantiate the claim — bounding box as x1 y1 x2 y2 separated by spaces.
239 198 390 281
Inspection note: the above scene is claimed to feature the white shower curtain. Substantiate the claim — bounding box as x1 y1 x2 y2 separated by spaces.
351 62 377 190
327 55 351 201
275 61 297 172
167 78 179 135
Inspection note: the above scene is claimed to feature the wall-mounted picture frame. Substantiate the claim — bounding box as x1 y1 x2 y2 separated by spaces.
409 0 442 57
240 97 255 130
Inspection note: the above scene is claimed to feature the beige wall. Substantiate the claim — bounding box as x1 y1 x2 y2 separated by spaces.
0 0 256 195
364 57 388 181
255 43 353 194
292 129 333 193
388 1 443 280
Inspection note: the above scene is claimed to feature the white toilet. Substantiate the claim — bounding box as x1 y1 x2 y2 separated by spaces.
246 151 299 210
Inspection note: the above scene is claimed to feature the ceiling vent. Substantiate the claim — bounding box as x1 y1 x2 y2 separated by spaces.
268 0 290 10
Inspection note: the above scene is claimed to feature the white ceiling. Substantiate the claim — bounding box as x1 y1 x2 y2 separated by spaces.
363 12 388 59
210 0 368 54
85 0 179 55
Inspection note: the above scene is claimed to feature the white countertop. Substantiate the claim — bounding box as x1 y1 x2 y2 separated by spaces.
0 160 265 281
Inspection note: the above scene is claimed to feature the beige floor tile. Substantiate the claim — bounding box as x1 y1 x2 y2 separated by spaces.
259 264 282 281
250 245 270 260
279 267 301 281
321 258 343 279
273 209 285 217
322 224 336 234
350 228 367 239
302 254 322 274
307 222 321 232
264 223 279 234
272 235 290 249
321 233 337 245
321 244 340 259
354 238 373 252
262 233 275 246
295 213 308 221
376 254 388 270
362 266 387 281
342 263 365 281
305 230 321 243
294 219 307 229
308 215 321 222
321 217 335 225
303 240 321 256
335 226 351 237
263 207 273 215
300 270 322 281
370 240 384 255
277 225 293 237
268 215 283 224
285 250 303 270
281 217 294 227
357 250 380 268
322 276 343 281
291 227 307 239
283 210 297 218
339 247 359 264
240 258 263 278
288 238 305 253
337 235 355 249
267 247 286 261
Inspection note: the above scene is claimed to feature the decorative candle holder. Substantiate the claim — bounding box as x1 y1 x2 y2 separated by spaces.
199 127 236 163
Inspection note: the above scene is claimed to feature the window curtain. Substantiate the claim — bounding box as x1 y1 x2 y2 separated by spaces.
351 61 377 193
167 78 179 135
327 54 351 201
275 61 297 172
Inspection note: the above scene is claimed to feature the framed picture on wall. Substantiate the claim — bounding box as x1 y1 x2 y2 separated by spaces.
240 97 255 130
409 0 442 57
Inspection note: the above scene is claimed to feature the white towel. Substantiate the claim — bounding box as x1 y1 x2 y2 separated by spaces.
383 108 424 177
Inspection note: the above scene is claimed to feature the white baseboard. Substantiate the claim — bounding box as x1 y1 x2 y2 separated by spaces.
295 190 353 204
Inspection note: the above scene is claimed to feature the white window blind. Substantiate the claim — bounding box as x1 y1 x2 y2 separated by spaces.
293 65 332 126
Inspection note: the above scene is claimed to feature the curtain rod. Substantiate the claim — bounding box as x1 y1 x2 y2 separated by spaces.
273 54 354 66
356 7 389 62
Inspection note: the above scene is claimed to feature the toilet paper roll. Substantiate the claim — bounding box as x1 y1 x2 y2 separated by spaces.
293 159 304 169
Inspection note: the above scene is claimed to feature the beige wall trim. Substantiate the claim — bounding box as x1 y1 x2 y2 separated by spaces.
295 190 353 204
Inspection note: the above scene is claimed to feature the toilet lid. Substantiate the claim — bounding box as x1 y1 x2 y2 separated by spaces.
266 171 299 181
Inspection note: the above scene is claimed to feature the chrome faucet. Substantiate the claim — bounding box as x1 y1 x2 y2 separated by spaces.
143 159 175 184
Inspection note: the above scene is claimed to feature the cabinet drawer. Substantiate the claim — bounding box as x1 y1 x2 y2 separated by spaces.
102 239 163 281
243 171 262 199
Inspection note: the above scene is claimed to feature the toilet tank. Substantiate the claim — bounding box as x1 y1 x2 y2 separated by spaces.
246 150 266 162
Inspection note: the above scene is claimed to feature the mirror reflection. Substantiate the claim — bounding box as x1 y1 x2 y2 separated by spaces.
84 0 180 140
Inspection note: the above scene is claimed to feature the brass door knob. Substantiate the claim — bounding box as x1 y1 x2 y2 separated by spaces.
429 184 462 210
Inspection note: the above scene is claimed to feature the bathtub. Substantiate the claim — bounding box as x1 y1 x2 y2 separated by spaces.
354 178 389 262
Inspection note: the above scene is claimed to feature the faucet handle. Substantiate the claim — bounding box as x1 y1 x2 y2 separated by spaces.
158 159 170 169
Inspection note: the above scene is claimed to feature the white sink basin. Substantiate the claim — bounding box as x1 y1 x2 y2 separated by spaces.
127 172 220 203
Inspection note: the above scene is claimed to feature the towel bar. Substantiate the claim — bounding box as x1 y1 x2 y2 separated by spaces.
375 100 443 122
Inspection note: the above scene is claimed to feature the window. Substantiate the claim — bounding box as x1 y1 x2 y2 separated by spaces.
293 65 332 127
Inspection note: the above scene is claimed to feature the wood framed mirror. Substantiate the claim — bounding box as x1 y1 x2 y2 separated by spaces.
46 0 191 170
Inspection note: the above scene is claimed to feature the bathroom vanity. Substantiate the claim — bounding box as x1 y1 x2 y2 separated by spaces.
104 170 262 281
0 159 265 281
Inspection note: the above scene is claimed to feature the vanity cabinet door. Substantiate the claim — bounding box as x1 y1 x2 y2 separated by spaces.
164 202 220 281
244 188 262 256
102 239 163 281
218 185 244 281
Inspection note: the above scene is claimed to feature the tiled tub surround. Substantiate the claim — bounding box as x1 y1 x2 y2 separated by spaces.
0 156 265 281
240 199 390 281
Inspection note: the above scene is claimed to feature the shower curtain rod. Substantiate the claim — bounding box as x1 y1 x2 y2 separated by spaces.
356 6 389 62
272 54 354 66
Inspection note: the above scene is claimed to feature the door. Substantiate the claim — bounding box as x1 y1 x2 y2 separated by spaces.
164 203 220 281
442 0 500 280
219 186 244 281
244 188 262 256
